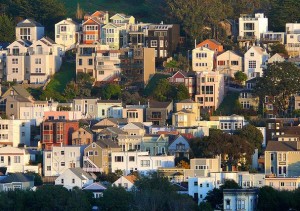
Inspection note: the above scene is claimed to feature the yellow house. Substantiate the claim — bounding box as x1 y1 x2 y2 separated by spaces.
110 13 135 25
172 99 201 127
265 141 300 177
102 23 126 49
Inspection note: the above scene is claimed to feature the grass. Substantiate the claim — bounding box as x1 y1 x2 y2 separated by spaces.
46 61 76 93
214 91 240 116
62 0 164 23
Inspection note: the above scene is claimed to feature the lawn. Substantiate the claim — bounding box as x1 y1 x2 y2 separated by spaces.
46 61 76 93
214 91 240 116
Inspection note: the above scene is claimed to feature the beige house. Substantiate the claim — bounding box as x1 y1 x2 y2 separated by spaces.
194 71 225 112
265 177 300 191
83 139 121 174
145 101 173 126
55 18 79 50
268 53 286 64
123 105 146 123
192 47 214 72
72 127 94 145
184 157 222 178
172 99 201 127
265 141 300 177
216 50 243 77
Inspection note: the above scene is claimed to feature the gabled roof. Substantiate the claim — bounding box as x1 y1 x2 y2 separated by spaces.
197 39 222 47
217 50 243 58
124 175 137 184
99 127 127 135
168 134 189 146
247 46 267 55
69 168 93 180
16 19 43 27
78 127 94 135
83 182 106 191
2 85 32 99
266 141 298 151
0 173 33 183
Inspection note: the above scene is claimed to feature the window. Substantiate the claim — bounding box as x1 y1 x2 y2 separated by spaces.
249 60 256 68
231 61 238 65
194 181 198 186
206 183 209 187
99 70 104 75
72 179 75 183
218 60 225 65
271 154 274 161
78 59 82 65
61 162 65 166
115 156 124 162
35 68 42 73
47 166 51 171
35 58 41 64
102 109 105 116
129 156 135 162
124 183 128 189
89 151 94 156
0 156 4 163
61 151 65 155
12 58 18 64
106 28 114 33
86 25 98 31
12 68 18 73
226 199 230 209
21 132 25 137
61 179 64 184
237 199 245 209
14 156 20 163
88 59 93 65
151 40 157 47
200 183 202 187
141 160 150 167
201 86 213 94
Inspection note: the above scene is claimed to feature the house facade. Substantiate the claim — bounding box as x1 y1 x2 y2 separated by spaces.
72 127 94 145
172 99 201 127
168 71 196 97
192 47 214 72
244 46 269 79
286 23 300 57
15 19 44 42
145 101 173 126
223 189 258 211
55 18 79 50
216 50 243 77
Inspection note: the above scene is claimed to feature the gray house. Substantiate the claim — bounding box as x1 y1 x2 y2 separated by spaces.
0 173 34 191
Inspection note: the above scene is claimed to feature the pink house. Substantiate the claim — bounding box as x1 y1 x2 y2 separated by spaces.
44 111 84 121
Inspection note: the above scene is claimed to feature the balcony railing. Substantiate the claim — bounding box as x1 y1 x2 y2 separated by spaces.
237 36 256 41
261 37 282 43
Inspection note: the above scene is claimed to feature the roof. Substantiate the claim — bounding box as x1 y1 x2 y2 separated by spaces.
83 182 107 191
100 127 127 135
149 100 172 109
69 168 93 180
42 37 56 45
131 122 145 129
265 141 298 151
208 39 221 45
79 127 94 135
16 19 43 27
0 173 33 183
11 85 31 98
0 42 10 50
97 99 122 103
249 46 267 55
124 175 137 184
218 50 243 57
179 99 195 103
95 139 120 149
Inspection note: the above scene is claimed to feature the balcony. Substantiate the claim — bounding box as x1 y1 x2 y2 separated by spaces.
261 37 282 43
83 156 102 172
96 65 116 70
237 36 256 41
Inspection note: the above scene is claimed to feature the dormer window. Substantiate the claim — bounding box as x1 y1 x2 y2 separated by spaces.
12 47 20 56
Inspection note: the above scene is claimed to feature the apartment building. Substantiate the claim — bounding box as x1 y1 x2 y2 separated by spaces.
192 47 214 72
146 23 180 58
238 13 268 46
111 151 174 175
194 71 225 112
83 139 121 174
286 23 300 57
43 145 85 176
15 19 44 42
120 47 155 87
0 119 31 147
82 17 102 44
216 50 243 77
41 120 79 150
210 115 248 133
244 46 269 79
261 31 285 45
172 99 201 127
55 18 79 50
265 177 300 191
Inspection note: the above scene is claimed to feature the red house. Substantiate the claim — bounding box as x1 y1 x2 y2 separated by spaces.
168 71 196 97
41 120 79 150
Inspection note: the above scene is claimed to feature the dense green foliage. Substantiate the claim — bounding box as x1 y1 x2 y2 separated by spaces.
92 84 122 100
254 62 300 116
0 15 15 42
269 43 288 56
234 71 247 85
189 129 255 170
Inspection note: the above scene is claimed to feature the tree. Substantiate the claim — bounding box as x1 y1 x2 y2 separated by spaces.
269 43 288 56
0 15 15 42
25 172 43 186
153 79 172 101
175 84 190 101
76 72 94 97
236 124 263 153
254 62 300 116
97 186 133 211
234 71 247 85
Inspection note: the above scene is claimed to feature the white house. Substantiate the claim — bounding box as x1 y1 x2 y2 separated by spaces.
97 100 123 119
15 19 44 42
55 18 79 51
286 23 300 57
238 13 268 46
216 50 243 77
188 172 264 204
83 182 107 198
113 175 137 191
192 47 214 72
244 46 269 79
268 53 286 64
55 167 93 190
0 119 31 147
43 146 85 176
6 40 30 82
223 189 258 211
210 115 248 133
111 151 174 175
0 146 39 173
